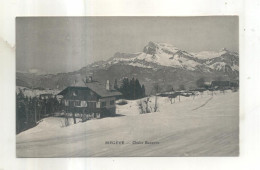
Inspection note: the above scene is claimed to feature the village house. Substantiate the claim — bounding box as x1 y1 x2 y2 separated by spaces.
58 77 122 118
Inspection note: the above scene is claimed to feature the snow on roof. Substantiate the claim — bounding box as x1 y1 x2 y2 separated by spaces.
58 81 122 98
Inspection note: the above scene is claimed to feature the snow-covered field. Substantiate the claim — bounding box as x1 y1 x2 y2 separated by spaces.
16 91 239 157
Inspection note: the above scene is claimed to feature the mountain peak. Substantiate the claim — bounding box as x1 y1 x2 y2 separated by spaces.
143 42 158 55
106 41 238 72
147 41 179 48
143 41 179 55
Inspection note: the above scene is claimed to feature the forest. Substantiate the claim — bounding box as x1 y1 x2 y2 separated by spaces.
16 89 62 134
116 77 146 100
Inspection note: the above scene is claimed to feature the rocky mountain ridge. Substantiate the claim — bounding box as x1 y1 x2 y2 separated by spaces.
16 41 239 93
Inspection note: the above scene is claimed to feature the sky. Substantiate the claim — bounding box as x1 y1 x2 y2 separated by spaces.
16 16 239 74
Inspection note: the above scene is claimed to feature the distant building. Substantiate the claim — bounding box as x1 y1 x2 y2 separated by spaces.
211 81 238 89
58 79 122 117
39 93 54 100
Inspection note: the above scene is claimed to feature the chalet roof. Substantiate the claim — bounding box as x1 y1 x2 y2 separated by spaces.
58 81 122 98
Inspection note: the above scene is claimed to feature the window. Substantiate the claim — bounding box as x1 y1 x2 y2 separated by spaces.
72 90 78 96
81 101 87 107
101 101 106 108
64 100 69 106
68 100 72 106
96 102 100 108
68 100 81 106
110 100 115 105
88 102 96 108
75 100 81 106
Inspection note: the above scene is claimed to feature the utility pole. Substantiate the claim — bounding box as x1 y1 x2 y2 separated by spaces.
45 103 47 115
32 74 37 124
38 101 40 120
34 100 37 123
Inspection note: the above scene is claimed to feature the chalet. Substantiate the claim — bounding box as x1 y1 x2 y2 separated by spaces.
57 78 122 117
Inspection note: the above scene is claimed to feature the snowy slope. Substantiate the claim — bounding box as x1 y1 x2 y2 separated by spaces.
16 91 239 157
191 50 227 60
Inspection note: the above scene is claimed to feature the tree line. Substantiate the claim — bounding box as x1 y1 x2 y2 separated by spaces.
16 89 62 134
114 77 146 100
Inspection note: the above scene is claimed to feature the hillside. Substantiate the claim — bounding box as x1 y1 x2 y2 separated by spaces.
16 91 239 157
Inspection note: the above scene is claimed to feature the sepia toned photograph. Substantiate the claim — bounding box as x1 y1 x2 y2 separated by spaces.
16 17 239 157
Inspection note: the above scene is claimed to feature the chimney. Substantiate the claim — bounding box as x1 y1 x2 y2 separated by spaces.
106 80 110 91
88 76 93 82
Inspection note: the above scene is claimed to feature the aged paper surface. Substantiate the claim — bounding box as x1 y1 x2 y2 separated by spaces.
1 0 260 169
15 16 239 157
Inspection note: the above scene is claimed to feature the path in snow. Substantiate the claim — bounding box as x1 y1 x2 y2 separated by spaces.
16 91 239 157
192 96 213 111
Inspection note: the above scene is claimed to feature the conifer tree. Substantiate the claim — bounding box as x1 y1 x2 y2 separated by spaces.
119 77 146 100
141 84 146 97
114 79 118 89
135 79 142 98
130 77 135 99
